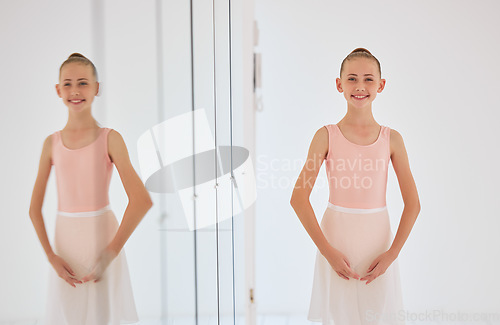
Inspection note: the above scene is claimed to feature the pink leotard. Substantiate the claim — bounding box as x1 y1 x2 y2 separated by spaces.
324 124 391 209
309 123 404 324
51 128 113 213
46 127 139 324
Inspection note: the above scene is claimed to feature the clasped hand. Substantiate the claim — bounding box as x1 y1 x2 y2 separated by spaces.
49 248 118 287
359 250 397 284
48 254 81 288
324 247 396 285
81 248 118 283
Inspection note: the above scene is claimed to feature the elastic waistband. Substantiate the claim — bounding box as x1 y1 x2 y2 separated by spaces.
327 202 387 214
57 205 111 218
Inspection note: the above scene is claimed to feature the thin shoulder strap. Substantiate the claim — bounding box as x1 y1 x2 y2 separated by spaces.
103 128 114 164
324 124 334 161
50 131 60 165
52 130 59 144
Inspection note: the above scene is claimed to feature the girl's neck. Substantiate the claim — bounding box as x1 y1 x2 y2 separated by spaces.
339 104 378 127
64 111 99 131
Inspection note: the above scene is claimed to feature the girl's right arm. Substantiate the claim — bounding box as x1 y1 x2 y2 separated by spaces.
29 135 81 287
290 127 360 280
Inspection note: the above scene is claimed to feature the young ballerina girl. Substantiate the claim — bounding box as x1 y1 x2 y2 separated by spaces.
29 53 153 325
290 48 420 324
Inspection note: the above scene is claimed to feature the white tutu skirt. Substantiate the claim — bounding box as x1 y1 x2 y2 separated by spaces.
44 210 138 325
308 204 405 325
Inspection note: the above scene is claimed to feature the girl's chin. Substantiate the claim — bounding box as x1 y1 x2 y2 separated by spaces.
349 101 372 109
65 102 92 111
67 105 89 112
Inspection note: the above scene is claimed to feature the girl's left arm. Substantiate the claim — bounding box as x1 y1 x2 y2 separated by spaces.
387 128 421 258
82 129 153 283
106 129 153 254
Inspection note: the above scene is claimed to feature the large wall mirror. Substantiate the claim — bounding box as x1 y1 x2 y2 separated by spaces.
4 0 255 324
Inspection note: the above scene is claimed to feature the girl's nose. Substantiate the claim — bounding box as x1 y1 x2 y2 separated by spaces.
355 83 367 92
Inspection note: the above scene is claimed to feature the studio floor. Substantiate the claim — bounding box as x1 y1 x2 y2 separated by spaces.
3 314 500 325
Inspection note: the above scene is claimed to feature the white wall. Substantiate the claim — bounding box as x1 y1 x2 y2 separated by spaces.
4 0 500 323
254 0 500 319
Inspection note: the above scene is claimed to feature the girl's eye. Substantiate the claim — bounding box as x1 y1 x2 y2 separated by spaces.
64 83 71 86
79 82 88 86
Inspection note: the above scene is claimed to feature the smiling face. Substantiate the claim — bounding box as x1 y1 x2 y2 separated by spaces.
336 58 385 109
56 62 99 112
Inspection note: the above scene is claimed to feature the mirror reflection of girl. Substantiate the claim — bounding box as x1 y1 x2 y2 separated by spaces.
29 53 153 325
291 48 420 324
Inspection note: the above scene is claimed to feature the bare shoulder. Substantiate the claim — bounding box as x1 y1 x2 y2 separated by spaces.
390 128 404 143
41 134 53 161
43 133 53 148
35 133 54 177
389 128 407 157
312 125 329 143
312 125 328 146
308 126 329 159
108 128 125 146
107 129 131 162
